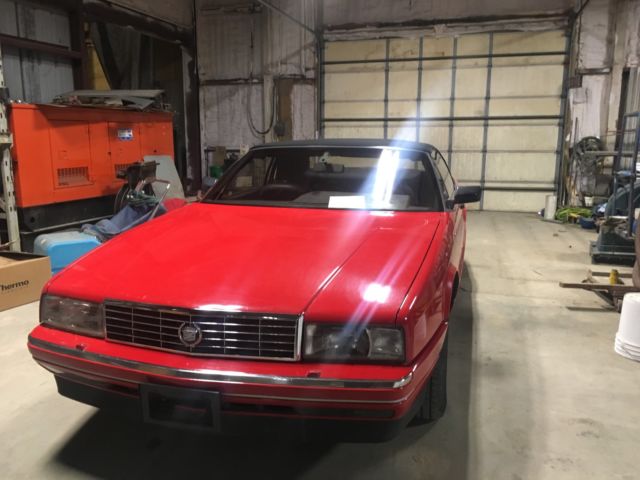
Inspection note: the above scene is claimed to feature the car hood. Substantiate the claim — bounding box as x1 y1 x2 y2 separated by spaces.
48 203 442 324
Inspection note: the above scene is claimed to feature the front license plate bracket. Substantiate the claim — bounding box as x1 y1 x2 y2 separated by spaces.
140 383 221 432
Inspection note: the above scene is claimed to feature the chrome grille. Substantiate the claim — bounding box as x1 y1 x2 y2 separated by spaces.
104 301 300 361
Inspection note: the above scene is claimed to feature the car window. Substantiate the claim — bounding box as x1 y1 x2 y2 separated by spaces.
226 157 272 194
207 147 444 212
432 150 455 200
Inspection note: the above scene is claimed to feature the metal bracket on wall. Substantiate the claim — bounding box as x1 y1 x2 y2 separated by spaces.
0 43 21 252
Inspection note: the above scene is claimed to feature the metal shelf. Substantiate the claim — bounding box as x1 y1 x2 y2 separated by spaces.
612 111 640 238
0 42 21 252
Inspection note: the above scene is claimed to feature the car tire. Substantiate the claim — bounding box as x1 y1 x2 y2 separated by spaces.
414 333 448 423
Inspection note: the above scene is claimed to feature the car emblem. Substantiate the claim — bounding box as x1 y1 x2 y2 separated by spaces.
178 323 202 347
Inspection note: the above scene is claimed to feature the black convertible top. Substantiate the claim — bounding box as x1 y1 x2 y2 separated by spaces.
253 138 435 153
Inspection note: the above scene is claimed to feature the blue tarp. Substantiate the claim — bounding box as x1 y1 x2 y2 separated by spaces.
81 203 166 243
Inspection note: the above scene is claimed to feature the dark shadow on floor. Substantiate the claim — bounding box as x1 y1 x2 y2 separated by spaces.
383 261 477 479
52 265 477 480
565 306 616 313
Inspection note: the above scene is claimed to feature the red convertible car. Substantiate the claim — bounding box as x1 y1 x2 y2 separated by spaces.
28 139 480 438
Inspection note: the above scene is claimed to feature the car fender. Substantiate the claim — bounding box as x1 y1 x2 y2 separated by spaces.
396 217 447 362
443 205 466 317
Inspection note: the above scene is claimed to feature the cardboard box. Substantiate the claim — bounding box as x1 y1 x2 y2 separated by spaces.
0 252 51 312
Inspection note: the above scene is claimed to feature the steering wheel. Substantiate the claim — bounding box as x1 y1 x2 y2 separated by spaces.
258 183 306 201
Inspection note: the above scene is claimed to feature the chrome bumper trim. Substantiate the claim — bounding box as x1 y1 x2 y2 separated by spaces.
38 360 411 405
28 336 414 389
223 392 411 405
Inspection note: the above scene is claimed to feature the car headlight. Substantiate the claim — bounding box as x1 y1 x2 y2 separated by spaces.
303 324 404 363
40 295 104 337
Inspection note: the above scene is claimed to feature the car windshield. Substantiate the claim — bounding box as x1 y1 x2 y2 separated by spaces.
204 146 443 211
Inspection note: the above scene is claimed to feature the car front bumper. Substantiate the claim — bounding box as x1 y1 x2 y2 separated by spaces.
28 323 447 436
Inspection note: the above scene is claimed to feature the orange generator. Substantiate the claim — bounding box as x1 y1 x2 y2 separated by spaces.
8 103 174 232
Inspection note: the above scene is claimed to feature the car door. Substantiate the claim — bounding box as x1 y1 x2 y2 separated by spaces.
430 149 466 310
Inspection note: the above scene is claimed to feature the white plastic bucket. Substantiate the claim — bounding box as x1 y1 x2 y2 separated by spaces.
544 195 557 221
615 293 640 362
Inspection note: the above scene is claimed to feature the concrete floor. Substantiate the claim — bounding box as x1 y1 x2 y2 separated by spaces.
1 212 639 480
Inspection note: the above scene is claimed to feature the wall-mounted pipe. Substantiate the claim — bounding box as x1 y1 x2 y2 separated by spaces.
255 0 322 139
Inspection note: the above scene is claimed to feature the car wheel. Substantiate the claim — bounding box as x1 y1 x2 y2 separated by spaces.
414 333 448 423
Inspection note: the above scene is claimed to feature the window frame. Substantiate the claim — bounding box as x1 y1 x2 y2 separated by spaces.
205 145 445 212
429 148 456 208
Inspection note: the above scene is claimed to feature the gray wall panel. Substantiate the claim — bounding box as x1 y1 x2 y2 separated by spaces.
200 84 265 149
14 2 71 46
1 46 24 100
108 0 193 29
198 12 263 81
0 0 18 36
0 1 73 102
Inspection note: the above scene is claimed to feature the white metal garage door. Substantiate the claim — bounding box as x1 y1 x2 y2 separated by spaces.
321 30 569 211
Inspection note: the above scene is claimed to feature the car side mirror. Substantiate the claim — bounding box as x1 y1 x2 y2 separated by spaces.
450 186 482 206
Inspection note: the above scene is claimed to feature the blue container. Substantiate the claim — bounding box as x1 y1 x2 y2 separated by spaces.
578 217 596 230
34 231 101 275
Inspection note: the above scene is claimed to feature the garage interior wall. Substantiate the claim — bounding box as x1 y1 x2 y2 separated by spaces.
196 0 317 179
0 0 75 103
569 0 640 146
101 0 193 29
195 0 577 209
0 0 196 102
193 0 639 204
